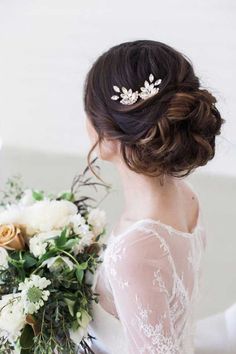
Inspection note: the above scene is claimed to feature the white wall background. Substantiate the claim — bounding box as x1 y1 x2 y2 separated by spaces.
0 0 235 176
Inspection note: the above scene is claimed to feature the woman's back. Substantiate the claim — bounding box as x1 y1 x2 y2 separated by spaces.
88 182 207 354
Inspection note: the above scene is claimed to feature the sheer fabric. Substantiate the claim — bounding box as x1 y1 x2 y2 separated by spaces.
87 182 207 354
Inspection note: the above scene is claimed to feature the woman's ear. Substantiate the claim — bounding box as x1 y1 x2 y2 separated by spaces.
98 137 120 161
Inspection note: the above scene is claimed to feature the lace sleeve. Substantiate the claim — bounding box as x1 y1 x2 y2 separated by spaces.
105 227 180 354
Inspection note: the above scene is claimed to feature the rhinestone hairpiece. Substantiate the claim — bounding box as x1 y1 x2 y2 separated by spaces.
111 73 162 105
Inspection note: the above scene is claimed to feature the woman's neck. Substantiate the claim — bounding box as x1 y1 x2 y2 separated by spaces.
115 159 179 221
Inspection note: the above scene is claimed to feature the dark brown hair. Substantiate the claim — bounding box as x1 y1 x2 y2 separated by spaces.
83 40 225 185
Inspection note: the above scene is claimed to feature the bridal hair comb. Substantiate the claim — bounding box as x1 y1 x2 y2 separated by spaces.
111 73 162 105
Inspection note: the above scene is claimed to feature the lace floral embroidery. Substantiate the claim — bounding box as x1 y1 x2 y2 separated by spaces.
153 268 169 296
133 296 180 354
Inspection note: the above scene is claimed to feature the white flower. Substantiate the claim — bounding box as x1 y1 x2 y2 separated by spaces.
69 309 92 345
72 234 94 255
29 237 47 258
77 223 90 237
67 212 97 254
72 227 95 255
0 200 77 236
41 256 74 272
72 243 84 255
68 213 86 235
19 189 36 207
87 208 106 237
0 247 9 269
29 230 60 258
71 208 106 255
18 274 51 314
0 293 26 341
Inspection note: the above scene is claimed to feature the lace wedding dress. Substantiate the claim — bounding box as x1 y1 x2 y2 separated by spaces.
86 182 207 354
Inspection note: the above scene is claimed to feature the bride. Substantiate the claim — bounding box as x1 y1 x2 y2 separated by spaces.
81 40 233 353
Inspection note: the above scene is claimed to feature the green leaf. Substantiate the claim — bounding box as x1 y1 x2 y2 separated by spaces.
23 254 37 268
63 239 78 250
74 261 88 284
76 268 84 283
55 227 68 248
78 261 88 270
37 249 57 264
64 298 75 317
32 190 44 201
20 324 34 350
58 192 74 202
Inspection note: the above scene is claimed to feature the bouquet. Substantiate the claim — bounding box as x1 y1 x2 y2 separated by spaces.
0 160 110 353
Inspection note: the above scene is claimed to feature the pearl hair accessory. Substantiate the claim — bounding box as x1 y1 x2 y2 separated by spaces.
111 73 162 105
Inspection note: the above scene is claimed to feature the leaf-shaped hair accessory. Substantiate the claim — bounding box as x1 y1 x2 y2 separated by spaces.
111 73 162 105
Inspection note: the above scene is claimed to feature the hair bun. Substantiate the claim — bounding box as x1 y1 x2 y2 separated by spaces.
134 87 225 178
165 89 222 136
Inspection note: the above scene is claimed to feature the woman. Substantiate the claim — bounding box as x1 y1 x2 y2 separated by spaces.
82 40 225 353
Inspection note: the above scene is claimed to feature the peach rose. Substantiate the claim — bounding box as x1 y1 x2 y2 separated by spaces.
0 224 26 250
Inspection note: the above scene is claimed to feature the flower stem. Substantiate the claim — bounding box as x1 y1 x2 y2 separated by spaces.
57 249 79 266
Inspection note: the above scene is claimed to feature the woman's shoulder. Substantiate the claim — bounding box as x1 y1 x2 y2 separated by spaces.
105 222 171 268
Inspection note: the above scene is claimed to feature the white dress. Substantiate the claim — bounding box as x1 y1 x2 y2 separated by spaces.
86 182 207 354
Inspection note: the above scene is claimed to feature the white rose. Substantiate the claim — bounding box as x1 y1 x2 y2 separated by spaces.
29 230 60 258
0 247 9 269
0 293 26 341
41 256 74 271
69 310 92 345
87 208 106 237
